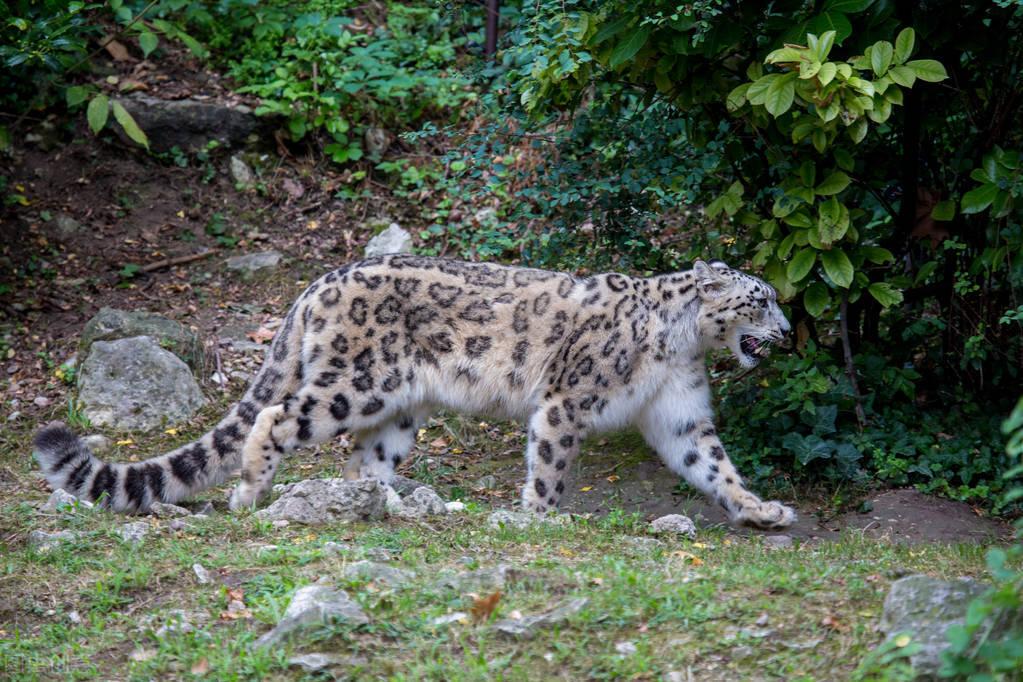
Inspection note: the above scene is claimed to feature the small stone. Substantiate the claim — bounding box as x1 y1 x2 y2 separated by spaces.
33 396 51 408
288 653 346 673
615 641 637 655
41 488 93 513
54 213 82 237
81 434 111 453
130 648 157 662
487 510 571 530
474 474 498 490
342 561 414 588
28 529 81 552
118 522 150 545
624 536 661 552
430 612 469 627
493 597 588 639
665 672 685 682
445 500 466 512
225 251 282 276
364 223 412 257
193 563 212 585
394 486 447 519
762 534 793 549
230 155 255 187
255 585 368 648
255 478 388 525
363 547 392 562
150 502 191 518
322 541 351 555
6 411 20 422
440 565 514 593
68 610 82 624
169 519 189 532
649 514 697 538
272 519 290 529
193 501 215 516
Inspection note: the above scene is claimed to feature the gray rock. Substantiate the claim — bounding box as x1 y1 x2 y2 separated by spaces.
255 585 368 648
322 541 351 555
41 488 93 513
445 500 466 512
28 529 81 552
364 223 412 257
388 485 448 519
118 521 150 545
142 609 206 638
80 307 203 370
439 565 513 593
473 474 498 490
115 95 261 153
362 547 393 562
33 395 51 408
6 411 20 422
615 641 638 655
487 510 571 530
430 612 469 628
225 251 282 278
192 563 212 585
254 478 387 525
879 574 1022 677
78 336 206 431
363 127 392 157
762 534 793 549
81 434 112 454
342 561 415 587
383 484 405 516
493 597 589 639
649 514 697 538
229 155 255 187
389 475 430 496
288 653 347 673
150 502 191 518
624 536 662 552
54 213 82 237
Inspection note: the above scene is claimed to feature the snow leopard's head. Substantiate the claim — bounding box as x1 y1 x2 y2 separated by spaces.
692 260 790 368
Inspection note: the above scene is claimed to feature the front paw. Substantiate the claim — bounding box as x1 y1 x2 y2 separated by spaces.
228 484 259 511
743 500 797 530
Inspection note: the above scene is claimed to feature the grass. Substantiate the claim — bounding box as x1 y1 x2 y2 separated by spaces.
0 407 1005 681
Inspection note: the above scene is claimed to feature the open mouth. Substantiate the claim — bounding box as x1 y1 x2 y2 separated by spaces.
740 334 772 359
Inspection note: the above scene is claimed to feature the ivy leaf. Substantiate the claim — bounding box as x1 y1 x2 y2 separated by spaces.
66 85 90 108
815 171 851 195
817 30 837 61
894 27 915 64
764 73 796 116
870 41 893 76
961 183 998 214
906 59 947 82
860 246 894 264
787 248 817 282
804 282 830 317
111 100 149 149
868 282 903 307
833 148 854 171
820 248 854 287
747 74 779 106
726 83 750 112
87 95 109 134
609 27 650 69
848 118 868 144
817 196 850 244
138 31 158 57
931 199 955 221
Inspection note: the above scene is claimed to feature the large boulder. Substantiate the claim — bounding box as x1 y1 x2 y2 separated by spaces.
879 574 1023 677
77 336 206 431
114 95 261 152
254 479 388 525
81 307 203 370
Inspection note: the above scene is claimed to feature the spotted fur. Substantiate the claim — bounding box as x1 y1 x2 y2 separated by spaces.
34 257 795 529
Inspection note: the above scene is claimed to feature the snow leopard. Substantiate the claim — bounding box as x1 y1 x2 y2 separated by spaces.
34 256 796 529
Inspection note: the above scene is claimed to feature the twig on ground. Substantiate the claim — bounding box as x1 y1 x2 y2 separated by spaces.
140 250 214 273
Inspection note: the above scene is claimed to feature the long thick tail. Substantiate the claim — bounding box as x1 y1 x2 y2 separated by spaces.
34 301 306 512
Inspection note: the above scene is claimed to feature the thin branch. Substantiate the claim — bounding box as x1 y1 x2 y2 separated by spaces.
839 292 867 429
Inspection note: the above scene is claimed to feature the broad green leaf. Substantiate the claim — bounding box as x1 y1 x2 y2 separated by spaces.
764 259 797 300
609 27 651 69
764 74 796 117
747 74 779 106
139 31 158 57
791 120 815 142
906 59 947 82
812 129 827 153
894 27 915 64
817 30 837 61
805 13 852 44
787 248 817 282
868 282 904 307
931 199 955 221
833 148 854 171
846 77 875 96
991 189 1013 218
888 65 916 87
593 15 633 44
777 233 796 259
836 63 853 79
821 248 854 287
799 60 822 79
867 97 892 123
885 87 904 105
823 0 874 12
870 41 893 75
817 62 837 86
816 171 851 195
726 83 750 112
914 261 939 285
804 282 830 317
111 100 149 149
848 118 868 144
783 211 813 228
961 183 998 214
66 85 89 108
799 161 817 188
87 95 109 134
766 47 805 63
861 246 894 264
817 196 850 244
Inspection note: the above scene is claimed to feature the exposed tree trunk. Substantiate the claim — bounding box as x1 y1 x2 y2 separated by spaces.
840 292 868 429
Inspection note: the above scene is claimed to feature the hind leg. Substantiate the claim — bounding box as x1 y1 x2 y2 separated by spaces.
228 390 364 510
342 410 427 482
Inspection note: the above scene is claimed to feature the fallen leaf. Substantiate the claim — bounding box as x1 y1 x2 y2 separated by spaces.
821 614 848 632
606 474 620 483
103 38 133 61
130 648 156 662
191 658 210 675
579 486 593 492
670 550 703 566
429 437 448 449
246 327 276 344
894 634 912 648
164 428 178 436
470 591 501 623
115 439 134 446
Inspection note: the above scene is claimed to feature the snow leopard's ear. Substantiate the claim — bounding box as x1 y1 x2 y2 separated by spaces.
693 260 728 297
